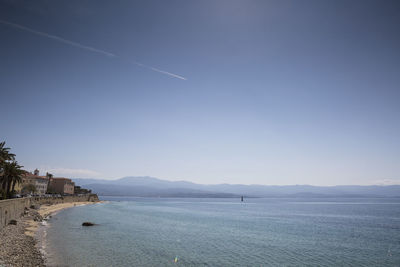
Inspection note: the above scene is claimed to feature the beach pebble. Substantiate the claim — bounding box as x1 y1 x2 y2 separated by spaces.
0 218 45 267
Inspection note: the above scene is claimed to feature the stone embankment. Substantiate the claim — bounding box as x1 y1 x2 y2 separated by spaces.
0 194 99 230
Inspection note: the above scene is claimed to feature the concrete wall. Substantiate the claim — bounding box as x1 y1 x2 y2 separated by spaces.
0 194 99 230
0 198 30 229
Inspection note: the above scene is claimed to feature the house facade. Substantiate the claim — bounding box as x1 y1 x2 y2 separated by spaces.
49 178 75 195
34 177 48 195
20 171 48 195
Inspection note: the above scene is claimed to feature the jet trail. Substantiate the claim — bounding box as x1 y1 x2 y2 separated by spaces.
0 20 186 80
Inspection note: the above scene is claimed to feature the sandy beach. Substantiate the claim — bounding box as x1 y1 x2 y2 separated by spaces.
0 201 100 267
24 201 98 237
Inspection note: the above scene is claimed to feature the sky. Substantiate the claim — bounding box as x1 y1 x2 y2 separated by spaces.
1 0 399 186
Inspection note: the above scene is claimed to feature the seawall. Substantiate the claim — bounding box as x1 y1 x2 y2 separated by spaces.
0 194 99 229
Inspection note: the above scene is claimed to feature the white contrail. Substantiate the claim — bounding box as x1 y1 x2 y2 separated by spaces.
0 20 187 80
134 62 187 80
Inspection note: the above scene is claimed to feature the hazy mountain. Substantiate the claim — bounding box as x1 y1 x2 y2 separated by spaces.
79 183 239 198
73 176 400 198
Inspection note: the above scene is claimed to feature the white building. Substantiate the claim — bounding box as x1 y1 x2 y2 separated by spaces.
21 172 48 195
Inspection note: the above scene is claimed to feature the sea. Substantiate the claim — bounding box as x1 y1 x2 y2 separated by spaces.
41 197 400 266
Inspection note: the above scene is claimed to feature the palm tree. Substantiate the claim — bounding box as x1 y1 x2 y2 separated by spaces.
46 172 53 193
0 141 16 197
11 169 26 194
0 141 15 163
1 161 24 198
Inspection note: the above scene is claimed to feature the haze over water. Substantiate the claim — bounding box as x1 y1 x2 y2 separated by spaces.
44 197 400 266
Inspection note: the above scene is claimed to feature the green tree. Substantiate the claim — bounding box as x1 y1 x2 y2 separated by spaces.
0 141 16 178
0 141 15 163
1 161 24 198
22 184 37 195
46 172 53 193
47 185 56 194
0 141 20 198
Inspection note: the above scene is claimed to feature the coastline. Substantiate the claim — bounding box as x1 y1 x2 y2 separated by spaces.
25 201 99 237
0 201 103 267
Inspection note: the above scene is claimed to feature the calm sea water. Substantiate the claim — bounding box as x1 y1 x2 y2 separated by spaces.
43 197 400 266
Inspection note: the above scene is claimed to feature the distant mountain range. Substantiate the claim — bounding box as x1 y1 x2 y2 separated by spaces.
72 176 400 198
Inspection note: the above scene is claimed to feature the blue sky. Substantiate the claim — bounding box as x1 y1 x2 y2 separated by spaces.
1 0 399 185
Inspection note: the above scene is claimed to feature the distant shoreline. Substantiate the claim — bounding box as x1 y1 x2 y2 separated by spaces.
73 176 400 198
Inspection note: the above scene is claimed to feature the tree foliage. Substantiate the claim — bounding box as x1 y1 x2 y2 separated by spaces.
22 184 37 195
1 161 24 198
0 141 15 163
0 141 25 199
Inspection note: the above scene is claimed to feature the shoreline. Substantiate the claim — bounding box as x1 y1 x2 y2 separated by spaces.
25 201 100 237
0 201 103 267
35 201 106 266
